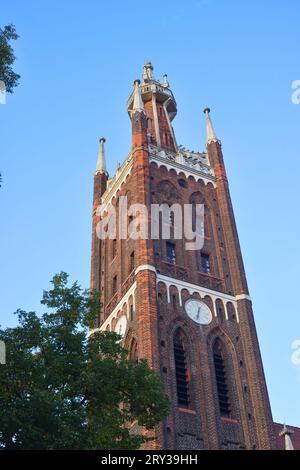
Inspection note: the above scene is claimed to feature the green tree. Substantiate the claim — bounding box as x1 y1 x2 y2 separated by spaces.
0 272 170 449
0 24 20 93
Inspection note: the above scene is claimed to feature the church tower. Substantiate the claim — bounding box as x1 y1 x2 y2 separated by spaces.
90 62 276 450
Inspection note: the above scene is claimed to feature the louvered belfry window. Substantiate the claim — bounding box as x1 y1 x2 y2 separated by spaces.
213 339 231 416
173 329 190 407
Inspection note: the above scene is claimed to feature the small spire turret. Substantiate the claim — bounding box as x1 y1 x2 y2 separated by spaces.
203 107 219 145
132 80 145 114
95 137 108 175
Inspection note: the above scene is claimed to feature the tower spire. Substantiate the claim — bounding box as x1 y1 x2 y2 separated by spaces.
132 79 145 114
279 424 295 450
95 137 108 175
203 107 219 145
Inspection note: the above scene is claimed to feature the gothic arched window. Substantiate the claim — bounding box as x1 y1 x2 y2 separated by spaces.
213 339 231 416
173 329 191 408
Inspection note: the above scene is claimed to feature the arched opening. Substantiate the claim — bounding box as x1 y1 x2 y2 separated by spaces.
213 339 231 416
173 329 191 408
216 299 226 323
227 302 236 322
130 338 138 362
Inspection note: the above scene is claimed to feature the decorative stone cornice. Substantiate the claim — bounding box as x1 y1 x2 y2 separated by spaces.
235 294 252 302
135 265 157 275
130 264 239 322
89 281 137 334
148 143 216 186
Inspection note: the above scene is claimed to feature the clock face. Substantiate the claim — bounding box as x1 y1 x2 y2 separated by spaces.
114 315 128 337
184 299 212 326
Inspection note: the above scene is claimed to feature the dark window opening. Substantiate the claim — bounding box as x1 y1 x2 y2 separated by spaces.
112 239 117 258
130 304 134 321
178 178 187 188
213 340 231 416
166 242 176 264
129 251 135 273
174 330 190 407
112 275 117 295
198 252 210 274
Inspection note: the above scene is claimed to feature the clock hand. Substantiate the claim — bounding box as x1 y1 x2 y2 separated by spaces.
196 306 201 319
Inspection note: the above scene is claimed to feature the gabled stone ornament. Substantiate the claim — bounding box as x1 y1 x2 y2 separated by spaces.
203 107 220 145
95 137 108 175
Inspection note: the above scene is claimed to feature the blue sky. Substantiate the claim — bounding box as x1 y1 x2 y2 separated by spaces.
1 0 299 427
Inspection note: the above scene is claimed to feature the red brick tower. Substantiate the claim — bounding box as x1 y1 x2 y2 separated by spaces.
90 62 276 450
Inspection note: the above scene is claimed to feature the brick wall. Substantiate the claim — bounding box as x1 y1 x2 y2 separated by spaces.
91 93 277 450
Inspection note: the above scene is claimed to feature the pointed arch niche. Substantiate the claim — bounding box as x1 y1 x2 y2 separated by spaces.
209 333 240 421
173 328 194 409
213 339 231 416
